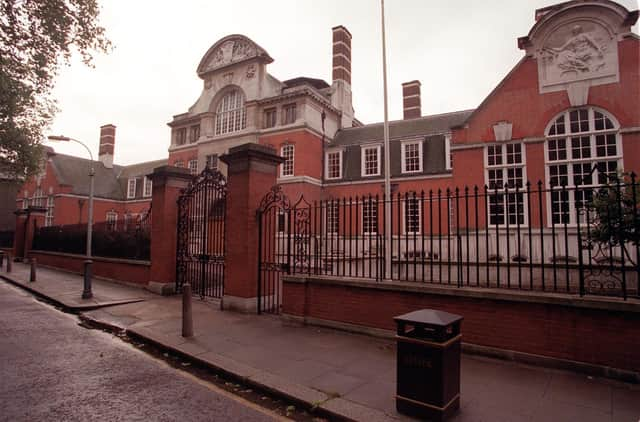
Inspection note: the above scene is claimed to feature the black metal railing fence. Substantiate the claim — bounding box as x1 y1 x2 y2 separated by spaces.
263 176 639 300
32 211 151 261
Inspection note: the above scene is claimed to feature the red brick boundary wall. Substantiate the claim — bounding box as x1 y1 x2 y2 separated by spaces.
282 275 640 379
30 250 150 286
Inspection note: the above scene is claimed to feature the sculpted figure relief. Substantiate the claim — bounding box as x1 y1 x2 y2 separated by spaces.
205 39 257 72
543 25 606 76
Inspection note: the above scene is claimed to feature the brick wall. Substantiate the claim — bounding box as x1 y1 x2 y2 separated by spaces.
31 250 150 286
282 276 640 374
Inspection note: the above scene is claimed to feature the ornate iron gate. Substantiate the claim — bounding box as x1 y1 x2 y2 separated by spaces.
176 168 227 298
257 186 292 314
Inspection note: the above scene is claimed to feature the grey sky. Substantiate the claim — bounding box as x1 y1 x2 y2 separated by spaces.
47 0 639 165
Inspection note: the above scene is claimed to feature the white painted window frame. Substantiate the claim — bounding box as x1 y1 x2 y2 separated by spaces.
143 176 152 197
401 140 423 174
325 149 343 180
127 178 137 199
361 144 381 177
280 144 295 177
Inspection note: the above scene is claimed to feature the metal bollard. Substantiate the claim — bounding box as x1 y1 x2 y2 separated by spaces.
6 253 11 273
182 283 193 338
29 258 37 282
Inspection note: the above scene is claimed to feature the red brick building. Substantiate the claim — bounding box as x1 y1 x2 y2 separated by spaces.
17 125 165 227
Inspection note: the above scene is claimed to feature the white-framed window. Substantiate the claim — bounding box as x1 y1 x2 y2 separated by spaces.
325 200 340 234
45 196 55 227
545 107 622 225
174 160 184 168
282 103 297 125
403 195 421 234
281 144 294 177
206 154 218 170
106 211 118 230
188 159 198 175
263 108 277 129
445 134 452 170
31 188 44 207
362 198 378 234
361 145 381 177
127 178 137 199
325 150 342 180
215 89 246 135
143 176 152 197
401 141 423 173
485 142 526 226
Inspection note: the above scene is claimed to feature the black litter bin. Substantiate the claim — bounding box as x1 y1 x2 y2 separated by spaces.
394 309 463 421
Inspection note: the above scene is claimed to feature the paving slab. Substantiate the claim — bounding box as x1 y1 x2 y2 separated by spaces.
4 263 640 421
1 262 153 311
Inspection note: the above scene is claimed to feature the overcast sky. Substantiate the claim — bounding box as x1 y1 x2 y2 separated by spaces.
47 0 639 165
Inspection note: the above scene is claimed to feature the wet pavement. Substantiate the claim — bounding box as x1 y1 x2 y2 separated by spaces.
2 262 640 421
0 282 279 422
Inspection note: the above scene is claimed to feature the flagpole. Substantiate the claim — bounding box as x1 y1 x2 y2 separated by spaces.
381 0 392 279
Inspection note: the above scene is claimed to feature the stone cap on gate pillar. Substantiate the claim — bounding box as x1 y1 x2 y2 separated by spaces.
220 143 284 174
149 165 193 188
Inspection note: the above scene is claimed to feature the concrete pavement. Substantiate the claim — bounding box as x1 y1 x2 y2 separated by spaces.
2 262 640 421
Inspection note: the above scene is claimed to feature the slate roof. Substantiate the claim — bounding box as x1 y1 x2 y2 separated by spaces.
332 109 474 146
283 77 330 91
49 153 167 200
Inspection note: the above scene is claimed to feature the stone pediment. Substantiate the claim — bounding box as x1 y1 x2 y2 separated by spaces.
517 0 638 95
197 34 273 78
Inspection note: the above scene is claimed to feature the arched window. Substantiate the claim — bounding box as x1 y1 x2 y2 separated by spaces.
215 89 246 135
545 107 621 225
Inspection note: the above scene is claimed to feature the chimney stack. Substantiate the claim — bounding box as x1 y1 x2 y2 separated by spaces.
332 25 352 85
99 124 116 168
402 81 421 120
331 26 354 128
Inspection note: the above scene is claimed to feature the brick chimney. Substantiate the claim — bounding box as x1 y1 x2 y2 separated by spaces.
331 25 354 128
99 124 116 168
402 81 421 120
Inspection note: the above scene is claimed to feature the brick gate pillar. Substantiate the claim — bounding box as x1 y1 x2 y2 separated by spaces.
148 166 192 295
220 143 283 312
13 207 46 261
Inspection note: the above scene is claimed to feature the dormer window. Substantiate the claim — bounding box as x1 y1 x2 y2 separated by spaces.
127 178 137 199
361 145 381 177
215 89 246 135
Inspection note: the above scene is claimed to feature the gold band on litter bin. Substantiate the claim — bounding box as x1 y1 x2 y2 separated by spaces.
396 393 460 412
395 334 462 349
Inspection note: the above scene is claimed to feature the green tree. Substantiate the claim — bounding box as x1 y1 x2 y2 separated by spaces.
0 0 111 180
587 172 639 265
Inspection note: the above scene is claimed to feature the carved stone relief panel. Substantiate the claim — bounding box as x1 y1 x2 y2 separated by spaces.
204 39 258 73
537 20 618 93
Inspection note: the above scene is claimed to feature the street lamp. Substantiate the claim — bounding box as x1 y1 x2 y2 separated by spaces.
47 135 95 299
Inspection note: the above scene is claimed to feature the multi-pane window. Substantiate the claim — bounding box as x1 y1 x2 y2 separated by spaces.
189 125 200 143
106 211 118 230
174 160 184 168
401 141 422 173
404 195 421 234
206 154 218 170
326 151 342 179
143 177 152 197
546 107 621 225
362 145 381 177
127 178 136 199
281 144 294 177
188 159 198 175
362 199 378 234
263 108 277 128
485 143 526 225
215 89 247 135
31 188 44 207
45 196 54 226
282 103 297 125
326 201 339 234
176 128 187 145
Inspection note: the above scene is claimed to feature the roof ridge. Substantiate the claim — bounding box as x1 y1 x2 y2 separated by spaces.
340 109 476 132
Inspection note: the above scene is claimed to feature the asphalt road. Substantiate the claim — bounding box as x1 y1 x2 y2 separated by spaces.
0 282 278 422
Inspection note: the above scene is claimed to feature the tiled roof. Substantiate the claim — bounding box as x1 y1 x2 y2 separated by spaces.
49 154 167 200
332 109 474 145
